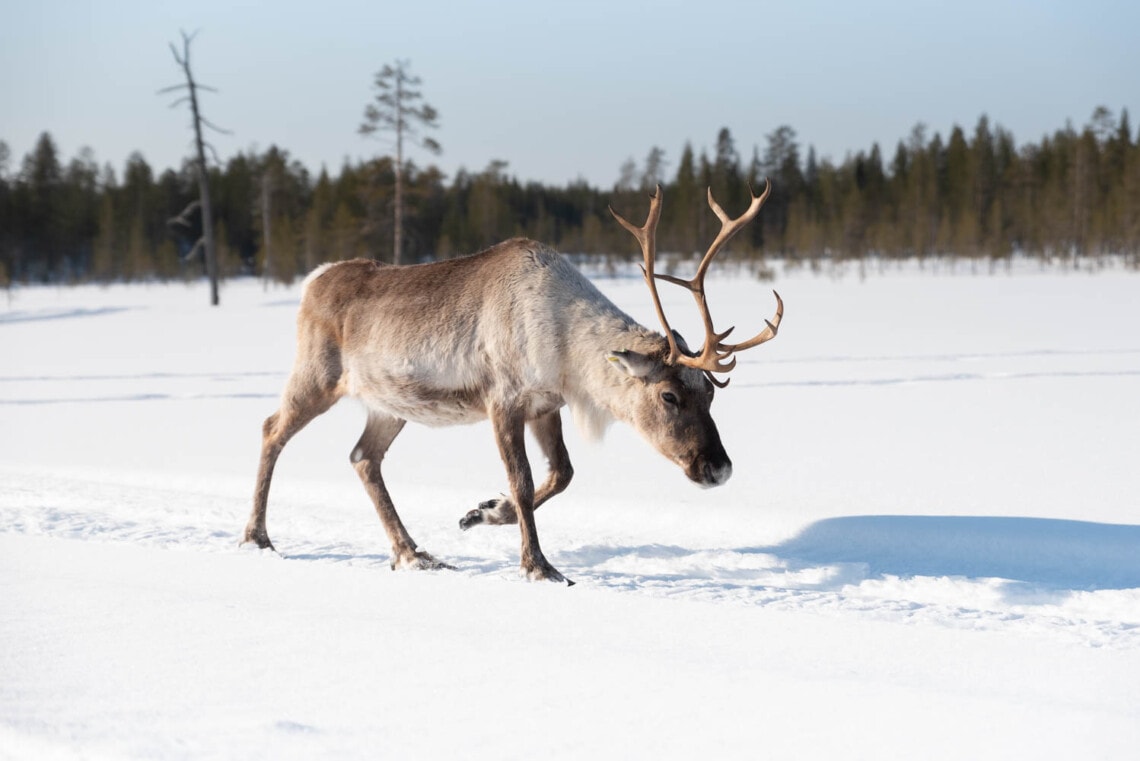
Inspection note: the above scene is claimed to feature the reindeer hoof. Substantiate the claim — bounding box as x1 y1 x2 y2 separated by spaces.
240 528 276 552
459 508 484 531
391 550 454 572
460 497 516 531
521 559 571 585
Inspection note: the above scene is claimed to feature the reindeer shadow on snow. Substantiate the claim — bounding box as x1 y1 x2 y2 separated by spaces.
556 515 1140 598
754 514 1140 592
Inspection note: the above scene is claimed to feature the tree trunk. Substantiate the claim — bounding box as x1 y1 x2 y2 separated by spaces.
394 153 403 265
183 71 219 303
261 171 272 289
170 32 221 306
393 73 404 265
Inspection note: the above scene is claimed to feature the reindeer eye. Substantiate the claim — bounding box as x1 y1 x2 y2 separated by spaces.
661 391 679 406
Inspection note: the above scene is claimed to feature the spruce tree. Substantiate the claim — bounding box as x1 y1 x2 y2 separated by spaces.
673 142 699 255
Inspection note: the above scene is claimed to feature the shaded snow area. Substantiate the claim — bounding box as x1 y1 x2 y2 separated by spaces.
3 260 1139 759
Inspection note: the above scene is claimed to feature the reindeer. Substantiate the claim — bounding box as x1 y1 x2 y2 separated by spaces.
242 183 782 583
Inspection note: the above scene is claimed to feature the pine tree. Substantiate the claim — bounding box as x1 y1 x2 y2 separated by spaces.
0 140 10 283
331 202 360 262
712 127 742 216
796 145 822 257
641 146 667 191
91 194 116 281
615 157 638 192
23 132 64 280
672 142 699 255
860 143 886 254
971 116 997 254
469 160 511 246
302 170 334 272
761 125 802 254
991 127 1018 258
697 150 713 246
359 60 441 264
124 213 147 281
59 147 99 280
943 125 974 254
902 124 934 257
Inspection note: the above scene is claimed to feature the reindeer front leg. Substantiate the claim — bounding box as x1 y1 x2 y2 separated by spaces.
490 406 570 584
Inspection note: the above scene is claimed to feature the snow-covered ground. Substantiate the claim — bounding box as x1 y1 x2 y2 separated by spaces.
2 258 1139 759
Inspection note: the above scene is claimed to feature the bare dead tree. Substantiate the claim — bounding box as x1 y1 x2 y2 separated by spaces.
159 30 229 306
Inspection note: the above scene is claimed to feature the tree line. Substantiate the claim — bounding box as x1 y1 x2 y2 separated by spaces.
1 105 1137 287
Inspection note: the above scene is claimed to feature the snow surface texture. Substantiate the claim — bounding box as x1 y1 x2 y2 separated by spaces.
2 259 1139 759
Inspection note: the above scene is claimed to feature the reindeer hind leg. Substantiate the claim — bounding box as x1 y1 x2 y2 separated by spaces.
243 342 342 550
352 411 451 571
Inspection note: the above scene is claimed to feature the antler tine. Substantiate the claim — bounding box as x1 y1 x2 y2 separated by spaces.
608 185 681 364
696 178 772 283
718 290 783 352
608 187 661 248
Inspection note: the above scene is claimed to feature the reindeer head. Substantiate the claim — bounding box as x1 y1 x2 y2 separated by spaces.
605 333 732 486
608 183 784 487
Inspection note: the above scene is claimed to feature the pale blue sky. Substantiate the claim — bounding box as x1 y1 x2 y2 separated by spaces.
2 0 1137 187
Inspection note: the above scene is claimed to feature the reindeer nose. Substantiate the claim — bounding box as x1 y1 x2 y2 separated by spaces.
702 459 733 487
690 452 732 488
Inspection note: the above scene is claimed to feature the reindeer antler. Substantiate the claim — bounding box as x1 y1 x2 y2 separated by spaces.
608 185 684 365
609 181 783 387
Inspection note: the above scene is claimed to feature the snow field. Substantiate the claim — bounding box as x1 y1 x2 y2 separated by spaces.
2 258 1139 758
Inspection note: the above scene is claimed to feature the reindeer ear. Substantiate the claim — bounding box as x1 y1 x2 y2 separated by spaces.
606 350 657 378
671 329 697 358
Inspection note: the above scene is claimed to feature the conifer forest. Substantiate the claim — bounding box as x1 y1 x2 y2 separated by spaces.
1 106 1138 287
